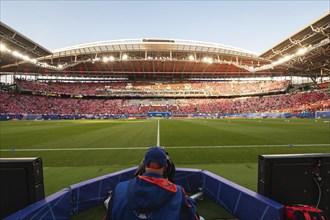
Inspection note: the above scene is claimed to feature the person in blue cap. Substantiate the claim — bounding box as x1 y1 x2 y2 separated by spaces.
105 146 199 220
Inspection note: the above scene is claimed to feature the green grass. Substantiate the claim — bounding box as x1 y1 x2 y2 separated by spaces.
1 118 329 219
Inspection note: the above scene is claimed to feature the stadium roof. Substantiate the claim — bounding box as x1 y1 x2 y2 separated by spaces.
260 12 330 79
1 12 329 79
0 21 52 68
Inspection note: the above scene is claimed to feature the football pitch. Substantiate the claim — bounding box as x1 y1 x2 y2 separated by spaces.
0 118 329 218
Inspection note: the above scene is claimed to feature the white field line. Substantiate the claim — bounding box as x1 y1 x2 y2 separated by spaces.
157 119 160 146
1 144 329 152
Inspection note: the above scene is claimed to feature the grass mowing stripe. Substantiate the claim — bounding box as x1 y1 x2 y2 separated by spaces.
164 143 330 149
1 143 328 151
1 119 158 149
160 118 329 146
0 147 150 151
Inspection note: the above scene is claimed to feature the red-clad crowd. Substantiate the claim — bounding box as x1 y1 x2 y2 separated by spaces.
16 79 290 97
1 89 329 115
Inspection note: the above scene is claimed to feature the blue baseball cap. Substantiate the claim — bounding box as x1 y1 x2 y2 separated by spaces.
144 147 167 169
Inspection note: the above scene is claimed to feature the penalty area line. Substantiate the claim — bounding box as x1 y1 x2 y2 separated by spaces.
0 144 329 152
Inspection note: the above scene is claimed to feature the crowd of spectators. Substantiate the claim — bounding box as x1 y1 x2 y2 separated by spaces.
16 79 290 97
1 89 328 115
16 79 127 96
175 90 329 114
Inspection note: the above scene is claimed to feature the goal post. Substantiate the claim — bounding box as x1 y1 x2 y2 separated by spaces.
315 111 330 119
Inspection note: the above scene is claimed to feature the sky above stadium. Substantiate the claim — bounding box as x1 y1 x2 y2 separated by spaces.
1 1 329 54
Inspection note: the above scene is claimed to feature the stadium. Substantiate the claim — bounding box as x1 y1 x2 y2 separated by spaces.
0 6 329 220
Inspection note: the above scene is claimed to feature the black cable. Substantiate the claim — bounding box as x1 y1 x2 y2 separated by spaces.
313 177 321 208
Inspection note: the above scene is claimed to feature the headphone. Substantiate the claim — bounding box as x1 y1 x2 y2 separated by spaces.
133 149 176 183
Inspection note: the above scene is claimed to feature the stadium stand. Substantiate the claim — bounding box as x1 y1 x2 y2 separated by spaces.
1 89 328 116
1 13 329 119
15 79 290 97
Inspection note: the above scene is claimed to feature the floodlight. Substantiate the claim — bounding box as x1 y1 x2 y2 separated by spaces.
203 57 212 64
283 55 291 61
297 48 307 55
122 54 128 60
277 55 292 64
188 55 195 61
12 51 20 57
109 56 115 61
22 55 30 61
0 43 7 51
103 57 109 62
